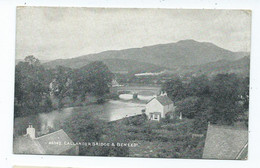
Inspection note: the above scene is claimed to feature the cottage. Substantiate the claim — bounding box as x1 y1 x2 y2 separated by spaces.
13 125 79 155
202 124 248 160
145 93 175 121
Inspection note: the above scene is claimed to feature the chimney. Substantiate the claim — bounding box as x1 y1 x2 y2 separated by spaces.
164 92 167 96
26 124 36 139
160 91 167 96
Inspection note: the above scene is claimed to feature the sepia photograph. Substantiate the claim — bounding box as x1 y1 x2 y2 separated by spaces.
13 7 250 160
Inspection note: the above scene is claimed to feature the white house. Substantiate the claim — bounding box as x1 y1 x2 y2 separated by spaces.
145 93 175 121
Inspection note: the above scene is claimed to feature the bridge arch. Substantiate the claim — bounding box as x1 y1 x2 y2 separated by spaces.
114 86 161 97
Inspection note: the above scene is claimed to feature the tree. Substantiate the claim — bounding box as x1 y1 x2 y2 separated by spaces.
61 112 129 156
73 61 113 103
15 56 50 117
61 112 105 155
238 77 249 109
209 74 243 125
50 66 73 109
193 97 213 134
175 96 200 119
24 55 40 66
187 75 210 97
162 78 186 101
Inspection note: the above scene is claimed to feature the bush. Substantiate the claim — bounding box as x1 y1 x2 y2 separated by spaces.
97 97 105 104
124 115 146 126
127 127 139 133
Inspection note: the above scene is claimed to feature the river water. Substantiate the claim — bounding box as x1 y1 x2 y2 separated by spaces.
34 93 156 134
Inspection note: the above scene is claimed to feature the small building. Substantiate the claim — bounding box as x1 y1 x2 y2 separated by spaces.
145 93 175 121
202 124 248 160
13 125 79 155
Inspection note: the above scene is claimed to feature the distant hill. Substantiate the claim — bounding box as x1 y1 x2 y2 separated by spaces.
44 58 165 74
74 39 248 67
102 59 166 74
16 59 50 65
42 39 249 75
180 56 250 77
43 58 91 69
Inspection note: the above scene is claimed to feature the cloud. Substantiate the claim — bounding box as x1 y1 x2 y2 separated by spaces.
16 7 251 60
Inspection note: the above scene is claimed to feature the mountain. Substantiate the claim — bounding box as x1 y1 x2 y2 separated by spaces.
43 58 91 69
101 59 165 74
44 58 165 74
180 56 250 77
43 39 249 74
74 39 247 67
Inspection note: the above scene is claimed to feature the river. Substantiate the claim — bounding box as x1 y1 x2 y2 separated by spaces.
14 93 156 136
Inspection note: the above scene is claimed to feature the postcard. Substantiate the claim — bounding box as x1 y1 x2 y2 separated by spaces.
13 7 250 159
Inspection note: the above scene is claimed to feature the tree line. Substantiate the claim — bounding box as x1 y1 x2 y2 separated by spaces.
14 56 113 117
162 74 249 133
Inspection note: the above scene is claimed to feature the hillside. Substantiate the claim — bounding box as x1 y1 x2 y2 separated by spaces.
42 39 249 75
75 39 248 67
180 56 250 77
44 58 165 74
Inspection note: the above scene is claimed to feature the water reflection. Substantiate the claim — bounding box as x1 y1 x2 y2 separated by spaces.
39 107 73 134
98 100 145 121
34 94 153 133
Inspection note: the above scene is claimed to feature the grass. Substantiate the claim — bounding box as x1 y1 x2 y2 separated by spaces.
14 103 205 158
107 115 205 158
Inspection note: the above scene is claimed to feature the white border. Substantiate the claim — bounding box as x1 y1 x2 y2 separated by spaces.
0 0 259 168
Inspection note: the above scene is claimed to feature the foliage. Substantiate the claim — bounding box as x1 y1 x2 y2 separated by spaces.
175 96 200 119
162 78 186 101
209 74 244 125
61 112 106 142
192 97 213 133
15 56 50 117
15 56 114 117
61 112 129 156
163 74 249 126
50 66 73 109
73 61 113 99
186 75 210 97
238 76 249 109
61 112 105 155
123 114 147 126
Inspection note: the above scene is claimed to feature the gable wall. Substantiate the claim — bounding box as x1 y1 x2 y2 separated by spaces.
146 99 164 116
162 103 174 117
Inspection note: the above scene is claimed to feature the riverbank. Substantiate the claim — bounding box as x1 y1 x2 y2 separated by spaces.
13 98 147 137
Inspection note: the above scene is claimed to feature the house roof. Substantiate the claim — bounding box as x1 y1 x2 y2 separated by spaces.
14 129 76 155
236 143 248 160
202 124 248 160
13 135 45 154
34 129 75 154
148 95 173 106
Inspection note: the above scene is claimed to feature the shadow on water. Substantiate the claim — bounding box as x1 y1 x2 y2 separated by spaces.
14 94 154 136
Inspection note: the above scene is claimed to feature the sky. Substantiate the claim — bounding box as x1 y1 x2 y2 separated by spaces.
16 7 251 60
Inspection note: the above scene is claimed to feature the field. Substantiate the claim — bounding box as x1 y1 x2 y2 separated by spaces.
106 115 206 158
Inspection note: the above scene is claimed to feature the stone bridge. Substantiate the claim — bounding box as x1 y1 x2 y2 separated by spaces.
111 85 161 98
